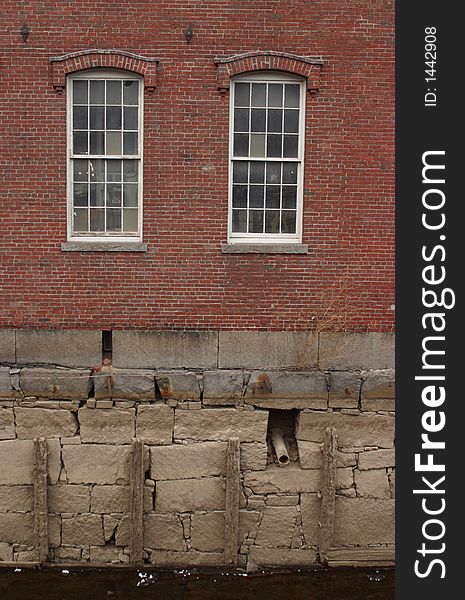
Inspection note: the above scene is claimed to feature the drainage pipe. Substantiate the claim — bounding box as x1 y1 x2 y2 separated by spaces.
271 428 290 466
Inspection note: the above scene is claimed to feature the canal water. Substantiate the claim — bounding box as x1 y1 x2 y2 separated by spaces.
0 567 394 599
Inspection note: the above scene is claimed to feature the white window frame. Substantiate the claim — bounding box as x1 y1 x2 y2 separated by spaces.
66 69 144 242
228 71 306 244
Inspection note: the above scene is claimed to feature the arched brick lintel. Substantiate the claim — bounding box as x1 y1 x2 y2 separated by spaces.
214 51 324 93
49 50 159 92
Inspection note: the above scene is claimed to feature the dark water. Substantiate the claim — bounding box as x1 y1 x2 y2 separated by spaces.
0 567 394 600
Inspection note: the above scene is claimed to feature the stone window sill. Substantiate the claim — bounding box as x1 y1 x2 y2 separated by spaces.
61 242 148 252
221 243 309 254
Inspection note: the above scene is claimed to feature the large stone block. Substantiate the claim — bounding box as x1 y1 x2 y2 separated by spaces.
62 514 104 546
240 442 268 471
319 333 394 370
89 546 122 564
361 369 395 399
0 486 33 511
144 514 185 551
0 542 13 562
328 371 362 408
297 441 322 469
112 331 218 369
48 485 90 513
244 466 320 494
148 550 224 567
248 547 318 567
300 494 321 545
255 506 297 547
297 411 394 448
150 441 227 480
190 510 260 553
0 331 15 364
0 512 34 544
354 469 390 499
0 439 60 484
19 368 90 400
136 404 174 445
245 371 327 409
155 372 201 402
16 330 101 368
15 407 78 439
155 478 225 513
78 407 135 444
91 485 128 513
334 498 395 545
62 444 131 485
174 408 268 443
0 408 15 440
95 369 155 400
0 368 13 398
219 332 318 369
202 370 245 405
358 449 395 470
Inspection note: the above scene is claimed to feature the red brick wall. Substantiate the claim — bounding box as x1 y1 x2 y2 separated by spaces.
0 1 394 332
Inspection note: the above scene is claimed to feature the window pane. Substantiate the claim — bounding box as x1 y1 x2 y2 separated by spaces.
233 134 249 157
73 106 88 129
107 160 121 182
73 132 88 155
249 185 264 208
249 210 264 233
250 134 265 157
73 80 88 105
123 208 138 232
107 208 122 231
284 110 299 133
268 109 282 133
249 161 265 183
73 160 88 182
107 183 122 207
90 159 105 182
282 186 297 209
90 106 105 130
90 183 105 206
73 208 88 231
232 161 248 183
251 109 266 132
123 160 138 182
283 162 298 184
283 135 298 158
266 162 281 184
232 185 248 208
123 184 138 207
234 83 250 107
90 80 105 104
90 132 105 155
285 84 300 108
124 107 138 130
123 80 139 105
73 184 88 207
251 83 266 107
234 109 249 132
90 208 105 231
106 106 122 130
106 131 122 155
107 80 122 104
267 135 282 158
123 132 138 154
265 211 280 233
265 185 280 208
268 84 283 107
232 209 247 232
281 210 297 233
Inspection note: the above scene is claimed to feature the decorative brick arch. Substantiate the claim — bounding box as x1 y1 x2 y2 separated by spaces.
214 51 324 93
49 49 159 92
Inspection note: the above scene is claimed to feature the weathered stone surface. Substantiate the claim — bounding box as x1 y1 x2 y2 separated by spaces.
319 333 394 370
245 371 327 409
149 550 224 567
90 485 128 513
62 514 104 546
19 368 90 399
267 495 300 506
389 470 395 498
255 506 297 547
219 332 318 369
174 408 268 443
0 486 33 511
361 398 395 411
78 407 135 444
327 546 395 567
62 444 131 485
328 371 361 408
89 546 122 564
150 442 227 480
334 498 395 545
155 371 201 401
48 485 90 513
190 511 260 552
361 369 395 400
0 409 15 440
115 515 130 546
336 467 354 490
95 369 155 400
113 331 218 369
244 466 320 494
0 439 60 484
0 541 13 562
358 449 395 470
248 547 318 567
15 407 78 439
16 330 101 368
155 478 225 513
49 514 61 547
300 494 321 545
136 404 174 445
297 412 394 448
144 514 184 551
354 469 390 499
0 368 13 398
0 331 15 364
240 443 267 471
336 450 357 468
297 441 322 469
53 546 82 562
202 371 245 405
0 512 34 544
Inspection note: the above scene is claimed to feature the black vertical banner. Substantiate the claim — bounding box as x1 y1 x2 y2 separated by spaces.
396 3 461 598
